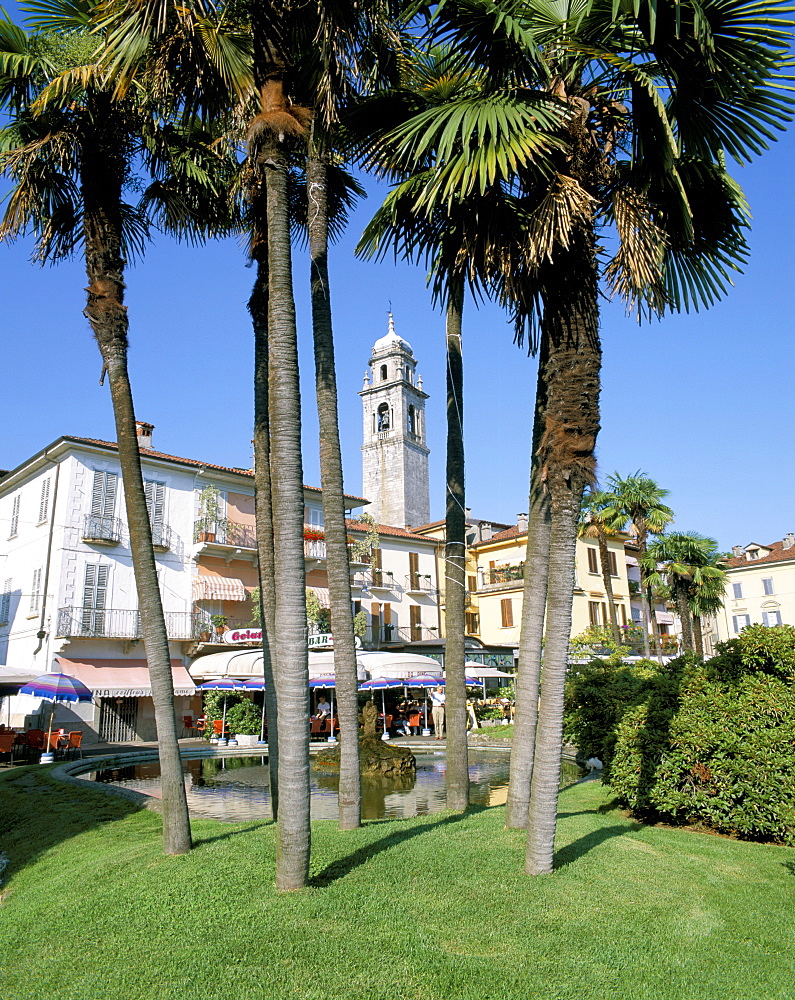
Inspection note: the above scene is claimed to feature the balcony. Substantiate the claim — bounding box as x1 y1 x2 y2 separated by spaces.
150 523 172 552
365 568 396 592
82 514 123 546
478 563 525 593
56 607 201 640
404 574 436 596
363 624 439 646
194 518 256 549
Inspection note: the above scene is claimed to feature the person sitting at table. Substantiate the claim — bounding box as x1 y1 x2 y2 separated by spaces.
314 696 331 719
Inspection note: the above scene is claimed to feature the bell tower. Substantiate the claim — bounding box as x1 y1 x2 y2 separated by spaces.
360 313 430 528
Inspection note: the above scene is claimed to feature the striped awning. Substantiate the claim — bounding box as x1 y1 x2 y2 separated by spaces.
56 658 196 697
192 576 248 602
308 586 330 608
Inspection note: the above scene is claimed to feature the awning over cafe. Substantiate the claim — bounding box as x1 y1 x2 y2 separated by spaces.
55 657 196 697
460 665 514 678
192 576 248 602
358 651 443 680
190 649 369 682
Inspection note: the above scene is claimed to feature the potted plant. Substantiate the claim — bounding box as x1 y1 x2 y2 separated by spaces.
210 614 228 635
226 701 262 747
195 485 222 542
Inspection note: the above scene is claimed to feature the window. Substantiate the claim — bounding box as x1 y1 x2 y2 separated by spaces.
382 602 393 640
82 563 109 635
732 614 751 633
30 567 42 615
144 479 165 528
305 505 324 528
732 582 743 599
371 547 383 587
0 579 11 625
618 603 627 628
91 470 118 521
408 551 420 590
9 494 20 538
500 598 514 628
410 604 422 640
631 606 642 622
588 601 602 626
465 611 480 634
407 405 416 436
380 364 388 381
763 610 782 627
607 551 618 576
763 577 774 596
377 402 390 432
38 477 51 524
468 575 477 593
587 548 599 574
747 549 759 560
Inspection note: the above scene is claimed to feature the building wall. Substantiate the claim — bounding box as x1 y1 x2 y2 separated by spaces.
471 530 632 648
714 542 795 642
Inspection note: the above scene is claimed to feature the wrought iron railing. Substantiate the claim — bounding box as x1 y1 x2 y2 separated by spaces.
150 523 172 550
488 563 524 585
56 606 201 640
82 514 123 545
404 574 436 594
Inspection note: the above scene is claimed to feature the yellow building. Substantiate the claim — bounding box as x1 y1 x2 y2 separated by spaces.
714 534 795 641
468 518 633 649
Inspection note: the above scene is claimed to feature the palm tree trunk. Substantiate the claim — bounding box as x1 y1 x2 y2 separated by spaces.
675 583 694 653
307 147 361 829
506 333 551 829
249 244 279 819
597 529 621 646
81 98 190 855
443 277 468 812
525 232 601 875
525 488 582 875
636 533 654 658
692 612 704 658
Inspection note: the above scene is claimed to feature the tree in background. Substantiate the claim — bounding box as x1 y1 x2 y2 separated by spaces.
578 489 627 646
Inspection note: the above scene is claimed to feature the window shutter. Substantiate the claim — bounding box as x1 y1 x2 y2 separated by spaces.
763 578 774 596
38 477 51 523
501 598 513 628
30 567 42 614
587 548 598 573
763 610 781 627
82 564 109 634
0 579 11 625
92 471 117 519
144 480 165 528
732 583 743 599
9 495 20 537
608 551 618 576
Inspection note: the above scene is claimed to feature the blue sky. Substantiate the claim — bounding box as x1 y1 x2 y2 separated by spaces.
1 3 793 552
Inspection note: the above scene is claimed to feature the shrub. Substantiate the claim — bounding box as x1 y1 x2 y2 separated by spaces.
225 700 262 736
564 628 795 844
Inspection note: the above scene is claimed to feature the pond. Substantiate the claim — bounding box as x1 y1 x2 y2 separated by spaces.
83 750 583 823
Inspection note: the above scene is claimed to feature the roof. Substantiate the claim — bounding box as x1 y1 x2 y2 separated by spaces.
3 435 368 505
346 518 437 541
471 525 524 548
725 539 795 570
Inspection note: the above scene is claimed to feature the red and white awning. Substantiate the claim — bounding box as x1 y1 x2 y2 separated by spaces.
192 576 248 602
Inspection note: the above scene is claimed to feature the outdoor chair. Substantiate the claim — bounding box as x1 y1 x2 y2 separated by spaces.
212 719 229 738
182 715 195 737
65 732 83 759
309 717 325 739
26 730 45 750
0 731 15 762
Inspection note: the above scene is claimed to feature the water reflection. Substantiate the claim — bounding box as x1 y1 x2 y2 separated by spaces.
88 752 582 823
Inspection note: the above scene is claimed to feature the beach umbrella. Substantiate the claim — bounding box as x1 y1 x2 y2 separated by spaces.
198 678 238 740
359 677 403 740
405 675 446 733
19 672 93 763
309 677 337 742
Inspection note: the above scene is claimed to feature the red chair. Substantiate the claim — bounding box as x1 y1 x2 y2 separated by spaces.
65 732 83 759
26 729 45 750
212 719 229 738
182 715 195 737
0 731 15 762
309 718 325 739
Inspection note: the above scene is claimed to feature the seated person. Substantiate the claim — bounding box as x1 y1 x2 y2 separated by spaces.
314 696 332 719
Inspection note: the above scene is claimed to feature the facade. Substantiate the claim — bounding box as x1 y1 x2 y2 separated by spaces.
360 314 430 529
714 534 795 642
0 425 442 739
467 519 634 650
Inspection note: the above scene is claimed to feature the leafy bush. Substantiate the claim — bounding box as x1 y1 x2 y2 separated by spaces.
564 627 795 844
225 700 262 736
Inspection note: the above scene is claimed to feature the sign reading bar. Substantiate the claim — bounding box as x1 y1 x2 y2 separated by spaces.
308 632 334 649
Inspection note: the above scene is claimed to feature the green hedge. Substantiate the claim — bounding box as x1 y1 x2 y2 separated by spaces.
564 625 795 844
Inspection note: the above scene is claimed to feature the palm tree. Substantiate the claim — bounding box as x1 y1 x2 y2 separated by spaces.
0 3 238 855
642 534 727 654
603 473 674 657
371 0 791 872
578 488 626 646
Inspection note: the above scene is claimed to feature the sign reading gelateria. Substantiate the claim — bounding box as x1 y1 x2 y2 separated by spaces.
222 627 262 644
220 628 336 649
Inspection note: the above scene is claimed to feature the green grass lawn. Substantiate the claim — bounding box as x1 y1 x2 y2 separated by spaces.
2 765 793 1000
